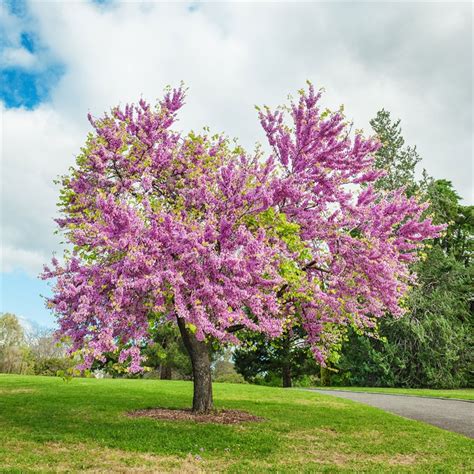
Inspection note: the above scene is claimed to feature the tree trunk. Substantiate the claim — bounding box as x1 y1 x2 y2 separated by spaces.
320 365 330 386
177 317 213 413
160 364 172 380
282 364 292 388
282 333 292 388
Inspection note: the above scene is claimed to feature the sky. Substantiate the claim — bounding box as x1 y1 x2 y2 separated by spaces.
1 0 472 328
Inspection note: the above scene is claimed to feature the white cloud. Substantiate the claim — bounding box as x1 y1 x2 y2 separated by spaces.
1 1 472 275
0 245 46 275
1 47 37 69
1 104 84 275
0 3 37 70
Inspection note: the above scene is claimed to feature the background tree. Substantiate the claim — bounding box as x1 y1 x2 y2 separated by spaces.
334 111 473 388
0 313 33 374
233 329 318 387
212 348 246 384
28 328 65 360
427 179 473 265
0 315 76 376
43 85 439 412
0 313 24 348
369 109 422 196
27 328 75 376
144 322 192 380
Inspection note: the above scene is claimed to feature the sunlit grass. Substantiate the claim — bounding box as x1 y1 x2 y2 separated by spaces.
0 375 472 472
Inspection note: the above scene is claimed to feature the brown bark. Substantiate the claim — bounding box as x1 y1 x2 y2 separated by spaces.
282 364 292 388
177 317 213 413
281 333 292 388
320 365 331 386
160 364 172 380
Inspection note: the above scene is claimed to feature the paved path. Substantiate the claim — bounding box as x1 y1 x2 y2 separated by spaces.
310 389 474 438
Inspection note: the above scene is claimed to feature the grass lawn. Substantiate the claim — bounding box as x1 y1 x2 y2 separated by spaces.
0 375 473 473
314 386 474 401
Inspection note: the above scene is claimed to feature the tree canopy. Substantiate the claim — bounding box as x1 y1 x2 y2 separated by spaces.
42 84 440 410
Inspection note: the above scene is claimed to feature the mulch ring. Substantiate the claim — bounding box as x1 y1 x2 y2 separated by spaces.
126 408 265 425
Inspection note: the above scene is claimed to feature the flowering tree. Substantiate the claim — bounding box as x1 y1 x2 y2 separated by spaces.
43 85 439 412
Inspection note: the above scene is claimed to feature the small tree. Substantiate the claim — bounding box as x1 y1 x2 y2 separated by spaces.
0 313 33 374
43 85 439 412
233 329 318 387
0 313 24 348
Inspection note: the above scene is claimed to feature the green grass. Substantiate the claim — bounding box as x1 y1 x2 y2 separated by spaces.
314 386 474 400
0 375 472 473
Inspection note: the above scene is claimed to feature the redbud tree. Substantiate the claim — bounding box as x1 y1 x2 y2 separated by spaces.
43 85 439 413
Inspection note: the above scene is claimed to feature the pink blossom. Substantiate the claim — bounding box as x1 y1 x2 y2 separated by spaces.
42 84 441 372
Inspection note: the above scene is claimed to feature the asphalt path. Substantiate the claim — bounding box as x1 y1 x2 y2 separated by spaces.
310 389 473 438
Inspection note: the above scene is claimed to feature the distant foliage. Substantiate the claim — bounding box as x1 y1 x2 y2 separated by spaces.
234 329 319 387
0 313 33 374
0 313 74 376
213 349 246 384
427 180 473 266
35 357 75 377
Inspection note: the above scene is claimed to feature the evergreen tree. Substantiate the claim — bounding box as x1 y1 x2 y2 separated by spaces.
369 109 422 196
233 329 319 387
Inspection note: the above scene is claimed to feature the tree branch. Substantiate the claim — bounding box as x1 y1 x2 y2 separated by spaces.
276 260 330 298
227 324 245 333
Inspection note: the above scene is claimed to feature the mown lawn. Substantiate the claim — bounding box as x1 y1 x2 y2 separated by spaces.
0 375 472 473
315 386 474 401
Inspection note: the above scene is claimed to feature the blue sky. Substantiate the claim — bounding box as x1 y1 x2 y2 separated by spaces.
1 272 53 327
1 1 64 109
1 1 472 329
1 0 64 327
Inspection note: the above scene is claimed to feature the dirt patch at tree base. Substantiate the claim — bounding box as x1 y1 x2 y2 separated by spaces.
127 408 264 425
